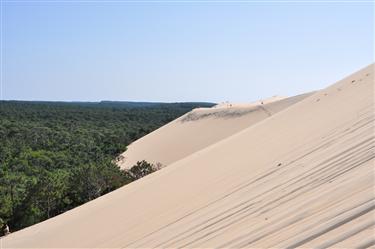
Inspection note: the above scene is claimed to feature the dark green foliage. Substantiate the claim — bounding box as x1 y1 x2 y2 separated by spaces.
126 160 158 180
0 101 215 232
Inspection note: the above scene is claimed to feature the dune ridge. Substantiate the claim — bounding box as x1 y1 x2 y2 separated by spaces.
2 64 374 248
118 93 312 170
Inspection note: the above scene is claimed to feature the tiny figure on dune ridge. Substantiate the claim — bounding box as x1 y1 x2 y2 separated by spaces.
0 220 10 237
3 223 10 236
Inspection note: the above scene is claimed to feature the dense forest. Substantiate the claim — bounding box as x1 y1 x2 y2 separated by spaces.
0 101 214 233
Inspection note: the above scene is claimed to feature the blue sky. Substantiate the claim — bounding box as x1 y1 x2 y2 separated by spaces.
1 1 374 102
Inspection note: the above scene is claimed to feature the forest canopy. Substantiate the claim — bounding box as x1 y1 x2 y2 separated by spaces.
0 101 214 233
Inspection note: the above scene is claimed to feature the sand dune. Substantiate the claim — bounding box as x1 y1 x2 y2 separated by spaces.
118 94 311 169
2 64 374 248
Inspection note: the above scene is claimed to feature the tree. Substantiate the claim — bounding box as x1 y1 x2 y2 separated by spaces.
127 160 159 180
35 169 69 219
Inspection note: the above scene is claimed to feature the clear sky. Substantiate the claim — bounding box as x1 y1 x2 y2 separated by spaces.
1 0 374 102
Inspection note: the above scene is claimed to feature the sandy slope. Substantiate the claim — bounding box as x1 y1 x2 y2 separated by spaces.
118 94 311 169
2 64 374 248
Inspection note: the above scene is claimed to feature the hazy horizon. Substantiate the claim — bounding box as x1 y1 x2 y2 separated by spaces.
1 1 374 102
0 99 217 103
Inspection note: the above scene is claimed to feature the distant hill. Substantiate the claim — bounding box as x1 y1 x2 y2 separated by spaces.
98 101 216 108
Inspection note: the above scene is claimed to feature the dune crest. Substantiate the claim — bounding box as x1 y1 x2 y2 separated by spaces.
118 93 311 170
3 64 374 248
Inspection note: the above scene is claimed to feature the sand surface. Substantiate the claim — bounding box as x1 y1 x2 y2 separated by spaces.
118 94 311 169
2 64 374 248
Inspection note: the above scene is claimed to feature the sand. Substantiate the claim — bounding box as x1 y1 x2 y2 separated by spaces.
2 64 374 248
118 93 312 170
